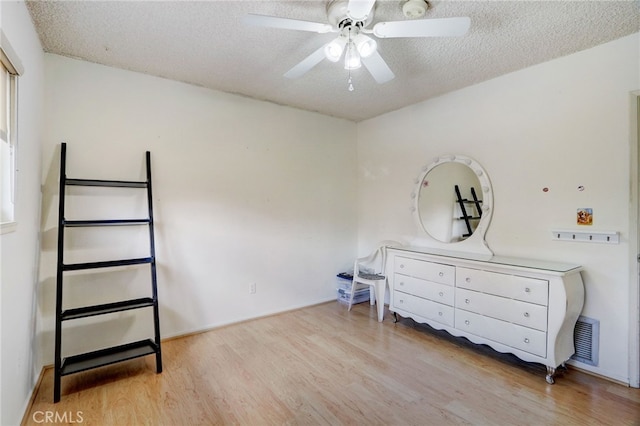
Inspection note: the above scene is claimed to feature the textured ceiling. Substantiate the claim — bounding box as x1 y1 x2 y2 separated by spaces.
26 0 640 122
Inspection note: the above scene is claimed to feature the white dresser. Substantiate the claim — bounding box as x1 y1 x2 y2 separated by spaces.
387 246 585 383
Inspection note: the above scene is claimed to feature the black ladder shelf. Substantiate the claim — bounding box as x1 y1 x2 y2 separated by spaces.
454 184 483 238
54 143 162 403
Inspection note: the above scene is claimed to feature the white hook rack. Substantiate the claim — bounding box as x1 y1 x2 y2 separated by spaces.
551 229 619 244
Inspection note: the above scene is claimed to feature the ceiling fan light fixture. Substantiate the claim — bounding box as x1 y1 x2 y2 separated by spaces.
355 34 377 58
344 41 362 70
324 37 347 62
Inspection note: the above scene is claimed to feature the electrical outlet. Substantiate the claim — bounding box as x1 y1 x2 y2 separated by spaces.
250 282 256 294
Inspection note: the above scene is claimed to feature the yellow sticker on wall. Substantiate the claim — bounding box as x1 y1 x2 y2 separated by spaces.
577 208 593 226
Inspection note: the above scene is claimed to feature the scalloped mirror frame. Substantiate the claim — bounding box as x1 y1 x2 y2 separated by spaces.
410 154 493 256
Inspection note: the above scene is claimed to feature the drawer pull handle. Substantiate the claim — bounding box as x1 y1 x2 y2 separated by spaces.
464 320 470 325
525 287 531 293
439 272 444 277
465 277 471 283
400 264 405 269
524 338 530 344
400 282 404 286
465 299 470 304
438 311 443 316
439 292 444 297
399 299 404 304
524 312 530 318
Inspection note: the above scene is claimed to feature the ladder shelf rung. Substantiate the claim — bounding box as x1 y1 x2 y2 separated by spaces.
62 257 152 271
66 178 147 188
60 339 158 376
64 219 151 227
61 297 155 321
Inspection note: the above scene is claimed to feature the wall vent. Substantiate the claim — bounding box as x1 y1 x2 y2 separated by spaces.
571 316 599 366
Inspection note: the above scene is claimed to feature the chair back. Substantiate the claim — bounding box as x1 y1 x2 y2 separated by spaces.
356 240 400 276
379 240 400 274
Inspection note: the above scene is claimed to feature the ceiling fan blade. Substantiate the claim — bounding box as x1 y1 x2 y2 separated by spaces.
362 51 395 84
284 45 327 79
347 0 376 21
244 14 333 33
373 17 471 38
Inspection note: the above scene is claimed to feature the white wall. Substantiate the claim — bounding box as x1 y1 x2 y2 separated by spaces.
0 1 44 424
37 54 358 368
357 33 639 383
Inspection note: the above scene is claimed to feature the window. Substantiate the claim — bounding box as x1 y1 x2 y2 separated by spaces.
1 31 23 234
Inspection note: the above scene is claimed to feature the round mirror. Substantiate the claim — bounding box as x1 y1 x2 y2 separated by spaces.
412 155 493 255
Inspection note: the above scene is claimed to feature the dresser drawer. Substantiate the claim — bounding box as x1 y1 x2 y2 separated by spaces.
393 291 454 327
456 288 548 331
456 267 549 306
455 310 547 357
394 257 455 286
395 275 454 306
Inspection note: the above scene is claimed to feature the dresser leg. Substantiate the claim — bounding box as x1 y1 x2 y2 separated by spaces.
545 366 556 384
393 312 398 323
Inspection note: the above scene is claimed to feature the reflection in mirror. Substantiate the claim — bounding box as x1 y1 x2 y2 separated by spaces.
412 155 493 256
418 162 481 243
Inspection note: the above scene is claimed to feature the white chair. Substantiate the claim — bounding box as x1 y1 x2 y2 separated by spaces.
348 241 398 322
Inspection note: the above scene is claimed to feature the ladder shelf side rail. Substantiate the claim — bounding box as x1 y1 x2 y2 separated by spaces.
454 184 474 238
470 187 483 218
145 150 163 374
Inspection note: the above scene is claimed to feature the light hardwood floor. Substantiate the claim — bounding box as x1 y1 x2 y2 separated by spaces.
24 301 640 425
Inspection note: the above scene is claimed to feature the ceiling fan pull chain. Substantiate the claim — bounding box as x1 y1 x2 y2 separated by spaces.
347 26 355 92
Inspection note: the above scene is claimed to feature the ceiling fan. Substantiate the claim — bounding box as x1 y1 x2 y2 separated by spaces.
243 0 470 86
